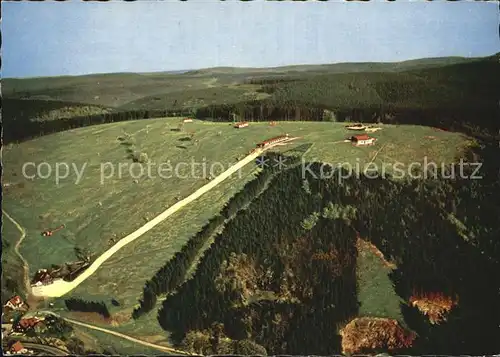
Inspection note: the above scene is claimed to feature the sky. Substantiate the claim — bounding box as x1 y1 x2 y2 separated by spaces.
2 0 499 78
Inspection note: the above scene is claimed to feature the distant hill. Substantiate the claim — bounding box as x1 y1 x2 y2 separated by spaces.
185 56 479 75
2 53 498 143
2 54 489 107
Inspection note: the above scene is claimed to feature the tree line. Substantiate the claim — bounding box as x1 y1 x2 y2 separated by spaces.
64 298 111 319
4 95 498 146
132 153 297 319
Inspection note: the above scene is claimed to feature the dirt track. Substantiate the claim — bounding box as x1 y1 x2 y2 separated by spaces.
32 148 265 298
63 316 197 355
2 210 30 292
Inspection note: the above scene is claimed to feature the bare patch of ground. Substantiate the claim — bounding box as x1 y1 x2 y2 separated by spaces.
356 237 396 270
339 317 416 355
409 291 458 324
69 311 113 326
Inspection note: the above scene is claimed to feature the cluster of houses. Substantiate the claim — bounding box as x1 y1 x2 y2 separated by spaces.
2 295 64 356
3 295 47 334
182 119 378 148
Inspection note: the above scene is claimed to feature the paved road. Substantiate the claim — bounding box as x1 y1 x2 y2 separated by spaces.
32 148 265 297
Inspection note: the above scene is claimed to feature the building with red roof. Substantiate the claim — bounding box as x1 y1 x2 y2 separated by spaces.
351 135 376 146
10 341 27 354
3 296 26 311
234 122 249 128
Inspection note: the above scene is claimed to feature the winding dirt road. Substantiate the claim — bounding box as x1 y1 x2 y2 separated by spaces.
62 316 198 355
32 148 266 298
2 209 30 292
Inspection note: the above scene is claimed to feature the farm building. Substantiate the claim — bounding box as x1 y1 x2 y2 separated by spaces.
31 269 53 286
3 296 27 311
14 317 44 333
346 123 367 131
8 341 28 355
183 118 193 123
365 126 382 133
350 135 376 146
234 121 249 129
256 134 290 148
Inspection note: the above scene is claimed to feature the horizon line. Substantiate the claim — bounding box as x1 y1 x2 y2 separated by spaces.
3 52 498 80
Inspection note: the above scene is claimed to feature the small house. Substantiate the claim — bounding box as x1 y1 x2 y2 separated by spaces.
183 118 193 123
4 296 26 311
10 341 27 354
351 135 376 146
234 122 249 129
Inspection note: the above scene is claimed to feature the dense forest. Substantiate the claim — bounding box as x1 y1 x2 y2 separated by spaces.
150 142 499 355
4 55 499 143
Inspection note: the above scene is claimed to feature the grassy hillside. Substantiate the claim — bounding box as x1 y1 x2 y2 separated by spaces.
118 85 268 111
2 119 471 313
2 54 498 354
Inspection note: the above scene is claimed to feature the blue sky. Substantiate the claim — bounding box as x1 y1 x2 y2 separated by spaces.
2 0 499 78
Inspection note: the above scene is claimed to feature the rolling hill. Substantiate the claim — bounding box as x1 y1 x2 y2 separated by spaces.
2 54 499 355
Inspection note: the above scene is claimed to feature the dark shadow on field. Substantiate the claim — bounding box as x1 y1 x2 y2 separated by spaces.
176 145 188 150
178 137 192 142
170 128 181 132
117 136 137 161
65 298 111 319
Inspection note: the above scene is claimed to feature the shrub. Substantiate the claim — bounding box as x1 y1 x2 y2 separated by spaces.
132 152 148 163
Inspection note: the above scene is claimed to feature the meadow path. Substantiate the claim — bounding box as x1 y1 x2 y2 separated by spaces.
32 147 267 298
2 209 31 292
31 311 198 355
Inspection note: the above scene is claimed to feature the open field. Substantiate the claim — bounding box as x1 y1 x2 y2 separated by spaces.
71 324 171 355
356 239 403 322
31 146 266 298
2 118 473 314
